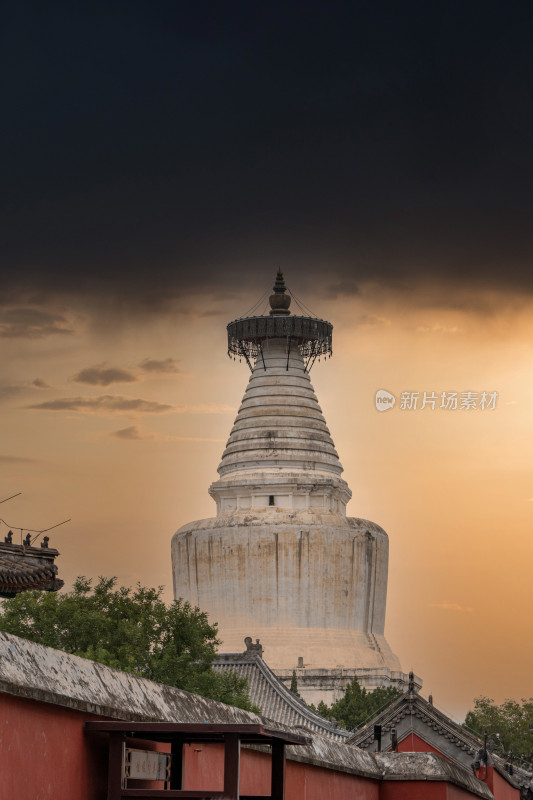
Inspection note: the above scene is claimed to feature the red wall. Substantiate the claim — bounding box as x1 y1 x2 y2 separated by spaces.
476 766 520 800
286 759 378 800
0 693 168 799
381 782 443 800
0 692 108 800
1 692 380 800
398 732 446 756
381 782 486 800
182 741 380 799
491 768 521 800
398 732 521 800
0 689 509 800
447 785 492 800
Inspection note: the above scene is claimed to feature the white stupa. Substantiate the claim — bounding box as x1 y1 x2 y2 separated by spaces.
172 272 418 704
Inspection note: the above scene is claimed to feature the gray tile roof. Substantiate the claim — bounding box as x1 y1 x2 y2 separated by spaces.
349 688 532 794
0 539 63 597
213 652 350 742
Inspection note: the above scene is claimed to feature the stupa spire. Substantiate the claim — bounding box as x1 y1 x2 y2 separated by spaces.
269 270 291 315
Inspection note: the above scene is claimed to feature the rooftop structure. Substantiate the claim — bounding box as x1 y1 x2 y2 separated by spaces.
0 534 63 598
214 638 351 742
349 685 532 798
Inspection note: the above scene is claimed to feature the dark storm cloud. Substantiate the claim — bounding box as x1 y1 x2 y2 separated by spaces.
72 365 138 386
0 308 74 339
27 396 174 415
31 378 52 389
2 2 533 306
138 358 181 374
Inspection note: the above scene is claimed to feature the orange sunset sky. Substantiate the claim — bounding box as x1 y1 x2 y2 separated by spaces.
2 2 533 722
2 274 533 719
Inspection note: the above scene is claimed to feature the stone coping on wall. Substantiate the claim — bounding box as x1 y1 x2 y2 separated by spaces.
375 752 494 799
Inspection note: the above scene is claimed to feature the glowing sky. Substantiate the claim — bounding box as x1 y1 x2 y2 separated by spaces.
2 279 533 719
2 1 533 720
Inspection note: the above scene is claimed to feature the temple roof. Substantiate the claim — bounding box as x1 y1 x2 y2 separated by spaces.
349 687 531 794
213 641 350 742
349 687 481 753
0 537 63 598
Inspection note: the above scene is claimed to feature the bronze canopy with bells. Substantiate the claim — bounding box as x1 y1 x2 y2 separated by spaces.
227 271 333 372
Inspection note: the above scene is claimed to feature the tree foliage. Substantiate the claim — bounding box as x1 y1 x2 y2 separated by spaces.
464 696 533 761
0 577 258 711
290 669 300 697
311 678 401 731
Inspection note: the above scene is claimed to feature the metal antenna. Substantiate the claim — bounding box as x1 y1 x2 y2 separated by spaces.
0 492 22 504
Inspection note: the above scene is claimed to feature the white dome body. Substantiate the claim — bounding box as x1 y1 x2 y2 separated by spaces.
172 275 411 703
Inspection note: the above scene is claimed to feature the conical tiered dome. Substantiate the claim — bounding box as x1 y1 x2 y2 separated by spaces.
219 338 342 476
210 338 351 516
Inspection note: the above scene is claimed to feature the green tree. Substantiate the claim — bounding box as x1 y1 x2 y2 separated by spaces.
290 669 300 697
464 696 533 761
311 678 401 730
0 576 258 711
